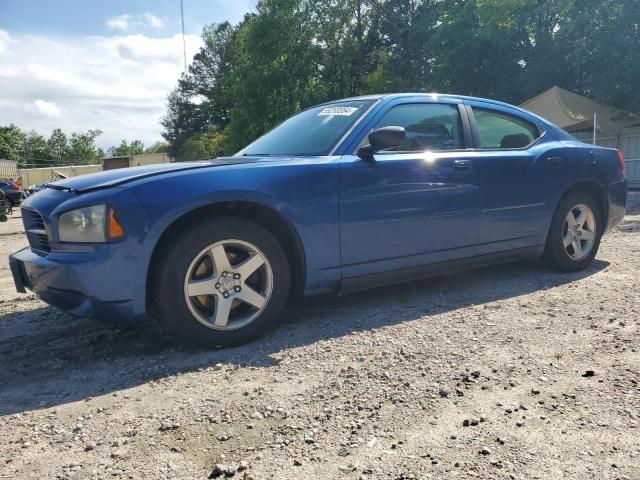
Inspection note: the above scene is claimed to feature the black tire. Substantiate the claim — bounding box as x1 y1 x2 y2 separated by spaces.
544 191 602 272
153 217 290 347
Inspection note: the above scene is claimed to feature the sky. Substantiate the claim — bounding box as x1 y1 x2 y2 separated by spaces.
0 0 251 149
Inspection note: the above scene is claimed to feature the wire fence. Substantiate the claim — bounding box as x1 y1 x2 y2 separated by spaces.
575 126 640 188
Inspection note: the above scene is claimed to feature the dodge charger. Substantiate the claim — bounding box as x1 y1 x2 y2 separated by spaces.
9 94 627 346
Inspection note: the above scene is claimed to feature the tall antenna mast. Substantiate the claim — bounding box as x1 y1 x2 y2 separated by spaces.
180 0 187 73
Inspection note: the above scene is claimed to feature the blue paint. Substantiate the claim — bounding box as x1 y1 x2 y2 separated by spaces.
9 94 627 323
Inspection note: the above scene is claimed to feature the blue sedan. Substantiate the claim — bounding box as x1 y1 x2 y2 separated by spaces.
9 94 627 347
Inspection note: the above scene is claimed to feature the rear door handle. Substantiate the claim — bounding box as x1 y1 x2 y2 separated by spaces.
453 159 472 171
547 156 562 168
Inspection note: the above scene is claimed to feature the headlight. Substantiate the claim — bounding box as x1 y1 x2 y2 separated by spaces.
58 205 125 243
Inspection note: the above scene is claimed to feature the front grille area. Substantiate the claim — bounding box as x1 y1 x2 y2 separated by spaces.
22 208 51 255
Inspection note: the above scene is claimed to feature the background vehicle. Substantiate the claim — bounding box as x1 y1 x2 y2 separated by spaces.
9 94 627 347
0 180 23 209
0 190 11 221
24 183 49 196
24 172 68 197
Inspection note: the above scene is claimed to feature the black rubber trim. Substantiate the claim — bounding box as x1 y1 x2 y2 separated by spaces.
338 246 544 295
9 256 27 293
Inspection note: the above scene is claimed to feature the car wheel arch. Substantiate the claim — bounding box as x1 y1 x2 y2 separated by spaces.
558 181 608 222
145 201 307 317
546 180 608 243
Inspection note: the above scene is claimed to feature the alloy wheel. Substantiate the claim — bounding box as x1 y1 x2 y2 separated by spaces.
562 203 596 261
183 239 273 330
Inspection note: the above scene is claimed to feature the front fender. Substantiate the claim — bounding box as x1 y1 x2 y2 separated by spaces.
130 160 342 297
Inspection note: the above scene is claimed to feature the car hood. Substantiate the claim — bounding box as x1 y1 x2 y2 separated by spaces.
46 157 265 193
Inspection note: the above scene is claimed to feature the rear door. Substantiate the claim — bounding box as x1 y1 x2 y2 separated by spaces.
464 101 569 250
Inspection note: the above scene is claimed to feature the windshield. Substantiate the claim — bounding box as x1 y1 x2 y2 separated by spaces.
239 100 375 156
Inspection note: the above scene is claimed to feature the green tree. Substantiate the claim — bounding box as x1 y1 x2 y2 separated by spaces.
223 0 326 152
19 131 54 166
108 139 145 157
145 141 171 154
0 124 26 162
66 129 103 164
162 21 238 159
356 0 441 94
162 0 640 159
552 0 640 111
47 128 69 164
177 130 226 161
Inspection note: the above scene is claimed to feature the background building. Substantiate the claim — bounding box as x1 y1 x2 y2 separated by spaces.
102 153 173 171
0 159 18 180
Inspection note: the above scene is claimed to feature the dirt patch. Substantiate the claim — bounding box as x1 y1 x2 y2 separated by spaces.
0 193 638 479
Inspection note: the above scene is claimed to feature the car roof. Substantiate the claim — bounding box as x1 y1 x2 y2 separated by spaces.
326 92 555 130
334 92 525 110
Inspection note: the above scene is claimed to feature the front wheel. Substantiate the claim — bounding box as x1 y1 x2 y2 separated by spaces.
544 192 602 272
153 217 290 347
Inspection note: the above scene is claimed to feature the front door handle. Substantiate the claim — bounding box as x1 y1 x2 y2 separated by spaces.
453 159 472 171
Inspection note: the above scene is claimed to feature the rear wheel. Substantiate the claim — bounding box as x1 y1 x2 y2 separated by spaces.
153 217 290 347
544 192 602 272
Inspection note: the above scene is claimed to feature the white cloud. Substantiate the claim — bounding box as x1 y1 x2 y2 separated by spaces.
106 12 168 32
115 34 188 63
143 12 168 29
23 99 62 119
105 14 133 32
0 29 13 55
0 31 203 148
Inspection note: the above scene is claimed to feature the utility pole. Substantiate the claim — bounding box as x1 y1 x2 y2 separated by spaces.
180 0 187 73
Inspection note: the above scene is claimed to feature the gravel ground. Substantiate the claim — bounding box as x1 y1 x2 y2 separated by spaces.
0 193 638 480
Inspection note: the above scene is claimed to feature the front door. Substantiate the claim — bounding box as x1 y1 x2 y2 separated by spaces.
339 100 484 279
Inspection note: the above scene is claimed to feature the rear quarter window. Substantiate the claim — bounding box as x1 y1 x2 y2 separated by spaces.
473 107 540 149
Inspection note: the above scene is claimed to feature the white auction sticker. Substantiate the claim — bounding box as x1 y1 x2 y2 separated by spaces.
317 106 359 116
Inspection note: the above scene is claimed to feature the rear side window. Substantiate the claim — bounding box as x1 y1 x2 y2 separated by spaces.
372 103 464 152
472 107 540 149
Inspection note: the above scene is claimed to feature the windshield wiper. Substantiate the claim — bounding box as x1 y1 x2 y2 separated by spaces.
242 153 271 157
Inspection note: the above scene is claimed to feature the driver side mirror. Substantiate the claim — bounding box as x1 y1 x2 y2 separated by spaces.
357 126 407 160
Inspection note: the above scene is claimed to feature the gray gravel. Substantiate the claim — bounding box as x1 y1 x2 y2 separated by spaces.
0 192 639 480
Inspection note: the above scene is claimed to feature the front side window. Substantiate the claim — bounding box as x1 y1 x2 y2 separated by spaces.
240 100 375 156
472 107 540 149
370 103 464 152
